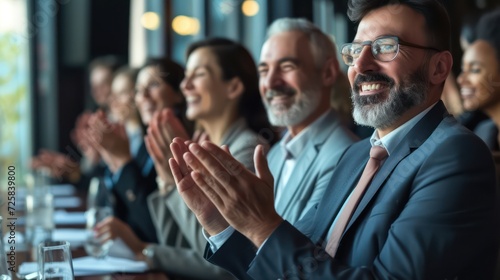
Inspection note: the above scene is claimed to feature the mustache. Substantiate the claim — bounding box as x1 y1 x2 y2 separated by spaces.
354 73 395 88
265 87 296 99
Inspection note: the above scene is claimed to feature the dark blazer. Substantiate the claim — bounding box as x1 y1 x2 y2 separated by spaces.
111 142 158 243
474 119 499 151
206 102 499 280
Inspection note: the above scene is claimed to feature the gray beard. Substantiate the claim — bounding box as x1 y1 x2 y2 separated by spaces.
264 87 321 127
352 70 427 130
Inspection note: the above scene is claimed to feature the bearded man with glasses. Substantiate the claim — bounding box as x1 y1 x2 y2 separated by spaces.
169 0 499 279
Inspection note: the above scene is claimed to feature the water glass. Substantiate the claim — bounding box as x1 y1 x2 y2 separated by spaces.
86 177 113 209
37 241 74 280
25 190 54 260
84 207 113 258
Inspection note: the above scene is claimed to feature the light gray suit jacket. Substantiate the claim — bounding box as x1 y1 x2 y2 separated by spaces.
270 110 358 224
146 119 264 279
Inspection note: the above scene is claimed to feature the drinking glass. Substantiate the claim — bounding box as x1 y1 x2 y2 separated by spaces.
84 206 114 258
37 241 74 280
87 177 114 209
25 189 54 260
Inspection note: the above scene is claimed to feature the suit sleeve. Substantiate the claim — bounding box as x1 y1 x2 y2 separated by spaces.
147 190 236 279
149 243 236 280
214 134 499 279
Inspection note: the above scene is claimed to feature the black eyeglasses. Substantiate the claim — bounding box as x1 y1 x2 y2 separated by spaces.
341 36 441 66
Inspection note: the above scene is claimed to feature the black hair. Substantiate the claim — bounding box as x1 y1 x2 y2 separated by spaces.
139 57 194 135
186 38 275 143
347 0 451 51
476 8 500 63
140 57 185 93
461 11 483 45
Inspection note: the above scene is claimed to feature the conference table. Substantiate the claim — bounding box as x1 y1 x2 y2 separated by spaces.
1 185 170 280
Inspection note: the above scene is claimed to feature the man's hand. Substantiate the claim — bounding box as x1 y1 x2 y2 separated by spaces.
184 141 283 247
169 138 229 236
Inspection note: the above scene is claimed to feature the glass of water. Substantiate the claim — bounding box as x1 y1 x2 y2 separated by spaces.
84 206 114 258
37 241 74 280
25 189 54 260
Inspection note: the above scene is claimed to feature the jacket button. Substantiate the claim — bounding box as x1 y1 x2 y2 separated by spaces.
126 190 136 201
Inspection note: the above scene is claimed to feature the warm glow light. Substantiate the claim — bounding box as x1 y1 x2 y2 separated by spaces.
0 0 26 33
242 0 259 17
172 15 200 36
141 12 160 30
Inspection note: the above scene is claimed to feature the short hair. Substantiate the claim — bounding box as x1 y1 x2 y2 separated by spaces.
476 8 500 64
186 38 272 139
347 0 451 51
113 66 139 86
266 18 338 68
140 57 184 93
89 55 123 73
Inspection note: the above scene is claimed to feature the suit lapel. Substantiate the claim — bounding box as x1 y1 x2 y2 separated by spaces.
343 101 449 234
270 147 286 195
276 114 341 216
276 144 319 215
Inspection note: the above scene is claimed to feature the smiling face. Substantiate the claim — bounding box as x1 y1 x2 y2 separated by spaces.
258 31 322 127
90 66 113 106
458 40 500 112
135 66 182 125
181 47 237 121
109 74 135 123
348 5 434 130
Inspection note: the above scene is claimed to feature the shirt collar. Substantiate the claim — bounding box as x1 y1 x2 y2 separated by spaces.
370 102 437 155
281 109 334 159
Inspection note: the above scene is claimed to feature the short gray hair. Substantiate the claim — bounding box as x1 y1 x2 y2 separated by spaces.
266 18 338 68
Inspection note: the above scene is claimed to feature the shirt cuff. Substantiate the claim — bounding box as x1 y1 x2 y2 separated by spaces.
203 226 235 252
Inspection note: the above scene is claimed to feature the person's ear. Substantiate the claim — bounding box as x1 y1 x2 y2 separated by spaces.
429 51 453 85
226 77 244 100
321 57 340 87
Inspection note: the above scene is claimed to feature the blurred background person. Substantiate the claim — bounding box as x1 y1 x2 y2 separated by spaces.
31 56 123 189
86 57 191 243
442 11 490 130
458 8 500 151
108 67 144 157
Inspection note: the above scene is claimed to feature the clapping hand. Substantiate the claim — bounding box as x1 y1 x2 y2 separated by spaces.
169 139 282 246
86 110 131 172
71 112 101 165
31 150 81 182
169 138 229 235
145 109 190 190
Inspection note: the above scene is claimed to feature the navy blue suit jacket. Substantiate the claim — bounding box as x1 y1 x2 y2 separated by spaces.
207 102 499 279
111 142 158 243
